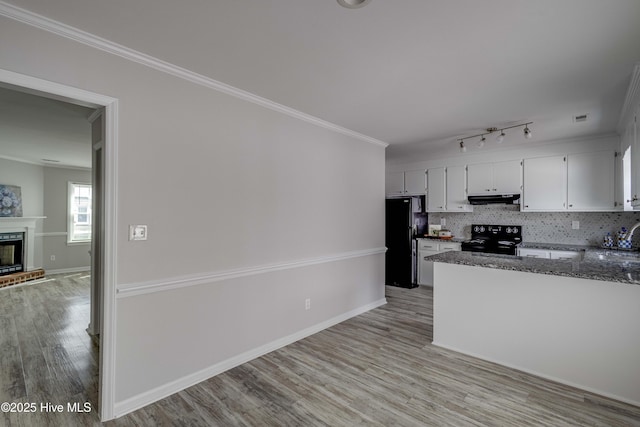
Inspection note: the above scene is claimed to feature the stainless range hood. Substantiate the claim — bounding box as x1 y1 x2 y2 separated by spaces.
467 194 520 205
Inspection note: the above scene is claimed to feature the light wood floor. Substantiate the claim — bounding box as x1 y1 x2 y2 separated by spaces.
0 272 100 427
3 280 640 426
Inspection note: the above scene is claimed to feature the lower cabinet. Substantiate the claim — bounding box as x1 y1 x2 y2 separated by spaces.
517 248 582 260
418 240 461 285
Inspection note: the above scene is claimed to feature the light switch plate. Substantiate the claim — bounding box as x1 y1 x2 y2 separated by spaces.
129 225 148 241
572 221 580 230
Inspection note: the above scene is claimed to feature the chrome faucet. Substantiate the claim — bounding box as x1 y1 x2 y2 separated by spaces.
626 222 640 244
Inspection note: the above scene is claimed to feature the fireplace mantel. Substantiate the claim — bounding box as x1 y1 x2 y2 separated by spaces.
0 217 46 272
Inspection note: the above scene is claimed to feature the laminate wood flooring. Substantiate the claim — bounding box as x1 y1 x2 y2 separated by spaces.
108 285 640 427
3 281 640 426
0 272 100 427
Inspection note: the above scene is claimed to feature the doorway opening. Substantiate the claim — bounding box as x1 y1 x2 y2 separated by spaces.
0 69 117 421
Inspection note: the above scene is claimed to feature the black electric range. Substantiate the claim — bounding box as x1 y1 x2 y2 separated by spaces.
461 224 522 255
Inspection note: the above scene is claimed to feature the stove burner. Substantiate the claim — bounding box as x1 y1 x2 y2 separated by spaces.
462 224 522 256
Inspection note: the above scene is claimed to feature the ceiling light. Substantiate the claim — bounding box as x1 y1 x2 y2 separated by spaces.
337 0 372 8
457 122 533 153
459 140 466 153
477 135 486 148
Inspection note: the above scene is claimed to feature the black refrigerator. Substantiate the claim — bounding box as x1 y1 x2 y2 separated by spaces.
385 197 427 288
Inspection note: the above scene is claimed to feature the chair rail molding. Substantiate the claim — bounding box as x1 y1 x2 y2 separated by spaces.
117 247 387 298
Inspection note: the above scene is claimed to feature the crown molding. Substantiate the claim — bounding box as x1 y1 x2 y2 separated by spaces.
0 1 388 148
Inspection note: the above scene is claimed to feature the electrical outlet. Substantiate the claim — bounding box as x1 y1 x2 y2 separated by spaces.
440 218 446 226
572 221 580 230
305 298 311 310
50 255 55 261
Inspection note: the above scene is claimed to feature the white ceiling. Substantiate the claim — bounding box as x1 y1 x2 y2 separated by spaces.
2 0 640 165
0 85 94 169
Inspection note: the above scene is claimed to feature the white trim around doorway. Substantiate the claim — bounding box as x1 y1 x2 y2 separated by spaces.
0 68 119 421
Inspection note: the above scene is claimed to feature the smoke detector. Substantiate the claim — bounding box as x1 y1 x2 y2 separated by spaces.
573 114 588 123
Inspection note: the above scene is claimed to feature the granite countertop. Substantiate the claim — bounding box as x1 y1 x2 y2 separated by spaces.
426 248 640 285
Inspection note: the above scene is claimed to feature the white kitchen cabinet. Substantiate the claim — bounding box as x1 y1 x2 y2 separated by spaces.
445 166 473 212
517 248 550 258
385 171 405 197
549 250 583 260
418 239 461 285
522 155 567 211
628 104 640 208
567 151 615 211
493 160 523 194
518 248 582 260
385 170 426 197
426 168 446 212
467 160 521 195
439 242 462 252
467 163 493 195
404 170 426 195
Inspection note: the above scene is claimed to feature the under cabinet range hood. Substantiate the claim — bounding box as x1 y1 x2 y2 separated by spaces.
467 194 520 205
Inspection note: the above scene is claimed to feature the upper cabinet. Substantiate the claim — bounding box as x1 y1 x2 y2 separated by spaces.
467 160 521 195
404 170 427 195
425 166 472 212
522 155 567 211
386 170 425 197
567 151 615 211
426 168 446 212
619 64 640 210
445 166 473 212
522 152 616 211
626 105 640 208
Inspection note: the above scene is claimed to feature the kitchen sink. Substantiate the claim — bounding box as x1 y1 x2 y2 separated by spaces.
595 251 640 263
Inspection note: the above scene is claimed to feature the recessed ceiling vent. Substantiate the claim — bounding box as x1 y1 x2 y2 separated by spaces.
573 114 588 123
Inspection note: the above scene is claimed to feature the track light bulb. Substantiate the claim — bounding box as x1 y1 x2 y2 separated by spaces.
477 135 486 148
496 131 505 143
524 125 532 139
459 140 466 153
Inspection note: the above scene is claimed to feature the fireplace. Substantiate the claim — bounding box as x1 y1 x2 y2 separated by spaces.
0 232 24 275
0 217 43 274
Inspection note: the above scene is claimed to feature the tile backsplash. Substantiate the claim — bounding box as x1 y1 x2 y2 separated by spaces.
431 205 640 246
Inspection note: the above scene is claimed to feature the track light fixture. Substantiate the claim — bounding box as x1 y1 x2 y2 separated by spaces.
458 122 533 153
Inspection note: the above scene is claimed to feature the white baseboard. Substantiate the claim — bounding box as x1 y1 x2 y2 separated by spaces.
431 341 640 408
46 266 91 275
113 297 387 418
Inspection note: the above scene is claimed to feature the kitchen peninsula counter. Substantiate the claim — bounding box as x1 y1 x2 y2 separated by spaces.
426 248 640 285
430 251 640 407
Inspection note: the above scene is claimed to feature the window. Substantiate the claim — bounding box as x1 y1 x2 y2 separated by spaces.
68 182 92 243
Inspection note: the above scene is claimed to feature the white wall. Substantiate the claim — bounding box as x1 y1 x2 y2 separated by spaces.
42 166 92 272
0 12 386 416
0 157 43 217
0 157 44 266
